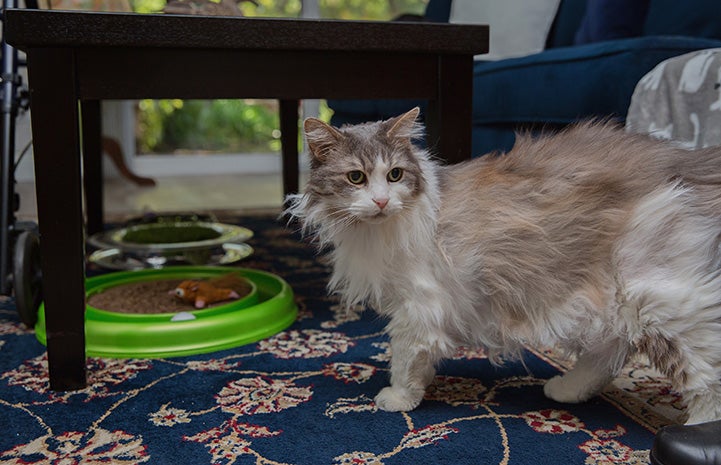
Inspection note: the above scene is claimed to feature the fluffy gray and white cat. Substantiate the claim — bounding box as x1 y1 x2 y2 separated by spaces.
285 107 721 424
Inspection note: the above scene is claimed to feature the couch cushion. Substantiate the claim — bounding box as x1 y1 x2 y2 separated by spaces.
574 0 650 44
450 0 560 60
545 0 587 48
643 0 721 40
471 35 721 125
424 0 452 23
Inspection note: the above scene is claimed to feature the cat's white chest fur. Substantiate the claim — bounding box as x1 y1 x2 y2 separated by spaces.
329 193 442 311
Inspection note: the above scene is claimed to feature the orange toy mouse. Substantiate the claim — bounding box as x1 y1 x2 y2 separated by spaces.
171 279 240 309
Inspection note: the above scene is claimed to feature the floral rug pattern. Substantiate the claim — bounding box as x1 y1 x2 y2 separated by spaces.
0 216 683 464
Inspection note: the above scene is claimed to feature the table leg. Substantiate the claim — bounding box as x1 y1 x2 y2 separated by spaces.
27 49 87 390
82 100 103 235
279 99 299 197
427 55 474 164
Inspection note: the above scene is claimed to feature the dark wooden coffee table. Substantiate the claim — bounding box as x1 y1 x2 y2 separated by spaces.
5 9 488 391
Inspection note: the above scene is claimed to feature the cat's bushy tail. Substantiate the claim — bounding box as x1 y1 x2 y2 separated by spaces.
673 145 721 186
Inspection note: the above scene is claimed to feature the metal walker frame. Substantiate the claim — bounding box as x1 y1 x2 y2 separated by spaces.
0 0 41 327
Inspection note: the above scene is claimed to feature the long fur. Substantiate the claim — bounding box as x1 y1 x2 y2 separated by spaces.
285 109 721 424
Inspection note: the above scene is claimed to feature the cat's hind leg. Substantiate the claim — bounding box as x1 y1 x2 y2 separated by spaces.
630 281 721 424
684 387 721 425
543 341 630 404
641 326 721 425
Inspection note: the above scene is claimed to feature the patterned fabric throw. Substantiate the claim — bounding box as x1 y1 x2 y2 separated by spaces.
627 48 721 149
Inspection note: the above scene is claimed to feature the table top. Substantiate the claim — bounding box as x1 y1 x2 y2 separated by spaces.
5 9 488 55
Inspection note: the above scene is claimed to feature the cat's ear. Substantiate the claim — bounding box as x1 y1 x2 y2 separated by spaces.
386 107 422 142
304 118 343 162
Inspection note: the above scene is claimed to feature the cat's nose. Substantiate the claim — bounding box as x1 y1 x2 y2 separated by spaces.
373 198 389 209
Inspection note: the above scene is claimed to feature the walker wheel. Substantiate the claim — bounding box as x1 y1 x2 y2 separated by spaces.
13 230 42 328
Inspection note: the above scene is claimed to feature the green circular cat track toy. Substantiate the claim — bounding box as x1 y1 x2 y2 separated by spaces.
34 266 297 358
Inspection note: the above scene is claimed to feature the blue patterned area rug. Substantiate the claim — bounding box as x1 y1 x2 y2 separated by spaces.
0 215 684 464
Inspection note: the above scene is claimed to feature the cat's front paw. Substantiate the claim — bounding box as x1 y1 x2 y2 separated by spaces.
543 375 594 403
374 387 422 412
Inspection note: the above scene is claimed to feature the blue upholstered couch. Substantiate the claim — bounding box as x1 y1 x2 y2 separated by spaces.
327 0 721 157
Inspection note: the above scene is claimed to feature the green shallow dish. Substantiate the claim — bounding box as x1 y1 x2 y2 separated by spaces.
35 266 297 358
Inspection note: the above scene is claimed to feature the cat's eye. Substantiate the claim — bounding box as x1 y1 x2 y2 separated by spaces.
347 170 366 185
387 168 404 182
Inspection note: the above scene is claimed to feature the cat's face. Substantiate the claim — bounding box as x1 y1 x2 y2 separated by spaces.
303 108 426 225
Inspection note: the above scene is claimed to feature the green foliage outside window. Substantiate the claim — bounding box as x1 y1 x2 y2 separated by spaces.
130 0 426 18
133 0 428 155
318 0 426 20
136 99 281 154
131 0 167 14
